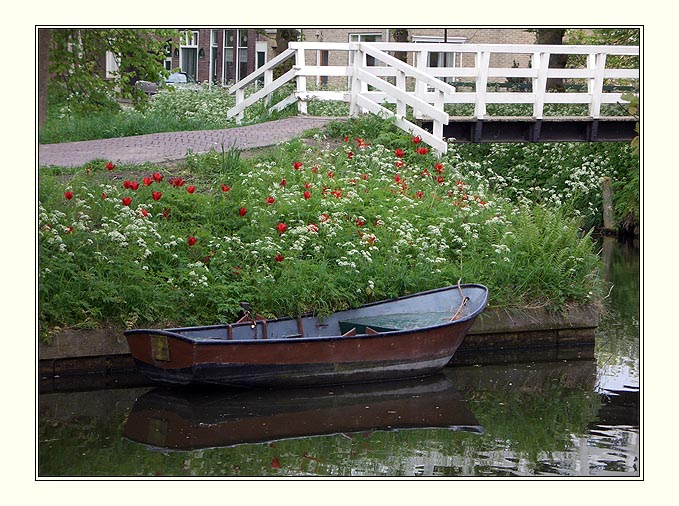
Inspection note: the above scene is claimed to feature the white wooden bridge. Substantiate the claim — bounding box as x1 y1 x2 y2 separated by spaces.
227 42 640 154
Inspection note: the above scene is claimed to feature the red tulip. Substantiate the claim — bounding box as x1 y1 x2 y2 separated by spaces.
347 152 354 159
276 222 287 234
187 236 197 247
417 147 429 155
327 171 334 179
356 218 366 227
129 181 140 191
394 174 402 184
187 185 196 194
435 162 445 173
101 192 108 199
307 223 319 233
271 457 281 468
162 207 171 219
152 172 163 183
293 161 303 170
140 208 149 217
304 182 313 189
105 161 116 171
280 179 287 187
266 196 275 205
319 214 330 223
412 136 422 144
170 177 185 187
274 253 284 262
221 184 231 192
303 191 311 200
152 191 162 201
394 148 405 158
143 177 153 186
122 197 132 207
395 160 404 168
64 191 73 200
311 166 319 174
239 207 247 217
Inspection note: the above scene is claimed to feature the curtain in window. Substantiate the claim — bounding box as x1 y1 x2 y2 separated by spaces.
181 48 197 81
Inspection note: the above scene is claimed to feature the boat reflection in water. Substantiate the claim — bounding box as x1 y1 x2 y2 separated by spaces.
124 374 481 451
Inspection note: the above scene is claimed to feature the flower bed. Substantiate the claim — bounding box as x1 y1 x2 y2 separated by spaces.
38 122 607 340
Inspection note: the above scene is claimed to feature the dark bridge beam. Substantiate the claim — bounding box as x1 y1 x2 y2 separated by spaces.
423 116 638 143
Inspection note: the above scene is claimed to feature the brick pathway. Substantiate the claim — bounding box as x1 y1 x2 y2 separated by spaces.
38 116 343 168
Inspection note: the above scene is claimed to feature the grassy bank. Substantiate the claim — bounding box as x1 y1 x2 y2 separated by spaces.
37 117 619 341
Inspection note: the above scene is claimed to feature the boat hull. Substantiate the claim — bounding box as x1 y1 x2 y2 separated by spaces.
125 284 487 387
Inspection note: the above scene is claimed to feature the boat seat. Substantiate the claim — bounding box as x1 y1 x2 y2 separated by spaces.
339 312 455 335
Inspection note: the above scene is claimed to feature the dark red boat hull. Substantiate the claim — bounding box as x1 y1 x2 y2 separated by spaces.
125 285 488 387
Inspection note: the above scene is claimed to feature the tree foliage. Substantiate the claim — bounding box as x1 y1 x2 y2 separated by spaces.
49 28 180 114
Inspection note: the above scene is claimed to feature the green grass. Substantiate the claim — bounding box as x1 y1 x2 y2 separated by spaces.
38 118 613 340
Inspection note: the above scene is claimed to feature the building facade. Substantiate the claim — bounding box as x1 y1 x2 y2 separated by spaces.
154 28 537 86
299 28 536 76
166 29 276 84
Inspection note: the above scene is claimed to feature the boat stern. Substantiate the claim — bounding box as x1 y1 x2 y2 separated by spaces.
124 330 196 385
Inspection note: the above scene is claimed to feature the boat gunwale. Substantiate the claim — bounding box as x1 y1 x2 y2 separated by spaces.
124 284 488 345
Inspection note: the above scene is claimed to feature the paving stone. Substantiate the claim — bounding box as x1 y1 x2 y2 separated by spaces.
39 116 343 168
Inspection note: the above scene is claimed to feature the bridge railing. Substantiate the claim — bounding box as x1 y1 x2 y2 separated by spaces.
227 42 639 153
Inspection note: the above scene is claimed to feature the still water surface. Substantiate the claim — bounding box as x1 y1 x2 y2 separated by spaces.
38 239 640 478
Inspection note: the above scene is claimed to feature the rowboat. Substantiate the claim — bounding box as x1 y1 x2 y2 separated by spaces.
124 374 482 450
124 283 488 387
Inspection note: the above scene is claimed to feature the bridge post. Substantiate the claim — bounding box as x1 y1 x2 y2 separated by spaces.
396 70 406 118
588 53 607 119
235 88 245 124
601 176 617 234
264 68 273 106
295 47 307 115
474 51 490 119
349 43 365 116
415 50 428 119
533 52 549 119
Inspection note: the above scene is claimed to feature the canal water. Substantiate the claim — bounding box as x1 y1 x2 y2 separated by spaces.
37 239 640 478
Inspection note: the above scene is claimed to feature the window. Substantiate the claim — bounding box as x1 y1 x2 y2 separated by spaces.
163 41 173 72
413 35 466 84
223 29 249 83
256 41 268 86
224 29 235 82
180 30 199 81
319 50 329 86
211 30 219 82
105 51 120 79
349 33 383 67
238 30 248 82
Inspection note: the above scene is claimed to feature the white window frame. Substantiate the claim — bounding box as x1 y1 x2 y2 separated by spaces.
105 51 120 79
209 29 219 86
412 35 466 84
348 32 383 64
179 30 199 80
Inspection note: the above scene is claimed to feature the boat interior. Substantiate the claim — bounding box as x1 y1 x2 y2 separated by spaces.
168 285 488 343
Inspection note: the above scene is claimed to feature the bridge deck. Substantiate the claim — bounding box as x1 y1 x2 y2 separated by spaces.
423 116 637 143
